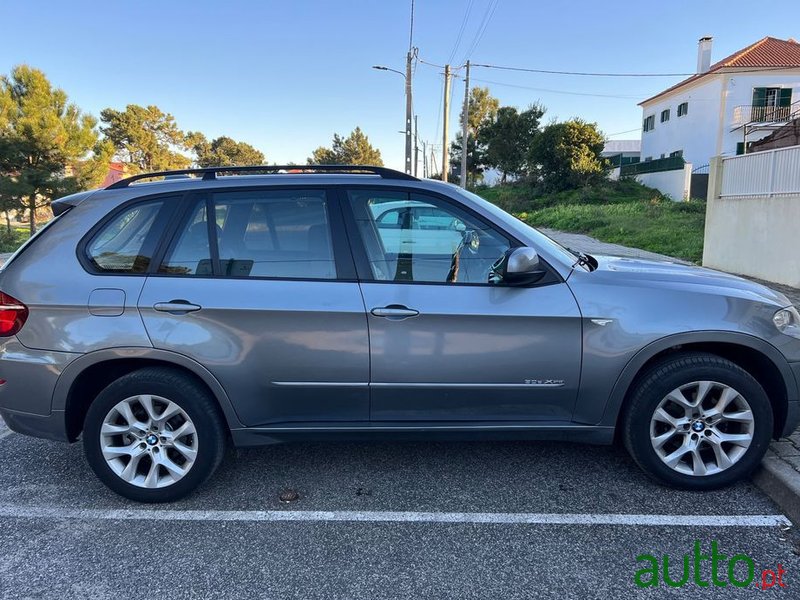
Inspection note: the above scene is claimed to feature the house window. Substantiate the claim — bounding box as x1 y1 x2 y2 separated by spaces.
677 102 688 117
643 115 655 132
751 87 792 122
660 109 670 123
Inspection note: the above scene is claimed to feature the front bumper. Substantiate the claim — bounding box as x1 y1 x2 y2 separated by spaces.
785 362 800 437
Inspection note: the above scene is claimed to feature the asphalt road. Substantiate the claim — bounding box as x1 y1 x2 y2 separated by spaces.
1 416 798 599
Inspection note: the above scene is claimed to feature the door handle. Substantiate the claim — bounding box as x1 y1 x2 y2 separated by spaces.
153 300 202 314
371 305 420 319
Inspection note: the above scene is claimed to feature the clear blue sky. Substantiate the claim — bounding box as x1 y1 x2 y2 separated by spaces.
1 0 797 171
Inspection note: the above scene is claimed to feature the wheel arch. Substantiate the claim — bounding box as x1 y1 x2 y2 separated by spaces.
605 331 796 440
54 348 243 442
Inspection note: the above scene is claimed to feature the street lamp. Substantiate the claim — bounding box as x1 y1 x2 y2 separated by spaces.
372 57 414 176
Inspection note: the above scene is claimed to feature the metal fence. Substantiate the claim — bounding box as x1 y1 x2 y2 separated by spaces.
720 144 800 197
620 155 684 176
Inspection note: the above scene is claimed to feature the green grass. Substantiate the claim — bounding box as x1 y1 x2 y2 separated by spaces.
476 180 706 263
0 228 30 254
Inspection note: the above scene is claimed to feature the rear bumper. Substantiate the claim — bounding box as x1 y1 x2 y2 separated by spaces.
0 338 78 441
0 408 68 442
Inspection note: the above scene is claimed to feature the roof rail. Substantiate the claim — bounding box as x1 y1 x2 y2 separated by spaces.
106 164 417 189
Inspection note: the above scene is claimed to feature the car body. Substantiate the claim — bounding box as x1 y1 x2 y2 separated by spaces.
1 165 798 501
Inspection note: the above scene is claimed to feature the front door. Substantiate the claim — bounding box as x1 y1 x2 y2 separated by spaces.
344 188 582 422
138 187 369 427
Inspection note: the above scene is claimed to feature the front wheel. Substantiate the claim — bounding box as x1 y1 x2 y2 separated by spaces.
623 353 773 490
83 367 226 502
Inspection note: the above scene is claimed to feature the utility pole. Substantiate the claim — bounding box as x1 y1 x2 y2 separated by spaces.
414 115 419 177
404 49 414 175
459 60 470 189
422 141 428 177
442 64 451 182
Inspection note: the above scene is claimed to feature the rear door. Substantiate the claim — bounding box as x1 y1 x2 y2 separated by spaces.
343 188 583 422
138 187 370 427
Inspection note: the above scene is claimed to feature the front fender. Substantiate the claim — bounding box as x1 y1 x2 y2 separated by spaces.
597 330 797 428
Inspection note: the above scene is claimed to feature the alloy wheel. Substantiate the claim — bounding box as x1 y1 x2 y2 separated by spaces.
649 380 754 476
99 395 198 488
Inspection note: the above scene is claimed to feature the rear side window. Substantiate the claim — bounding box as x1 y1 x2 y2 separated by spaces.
159 202 212 276
86 200 168 273
159 189 336 279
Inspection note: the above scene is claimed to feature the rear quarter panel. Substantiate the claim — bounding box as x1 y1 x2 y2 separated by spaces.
0 198 153 354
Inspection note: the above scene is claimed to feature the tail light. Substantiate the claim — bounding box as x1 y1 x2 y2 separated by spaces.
0 291 28 337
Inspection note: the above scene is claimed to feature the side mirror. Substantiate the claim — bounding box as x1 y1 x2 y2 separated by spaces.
490 247 546 285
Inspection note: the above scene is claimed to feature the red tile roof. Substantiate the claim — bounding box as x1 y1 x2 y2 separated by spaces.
640 37 800 105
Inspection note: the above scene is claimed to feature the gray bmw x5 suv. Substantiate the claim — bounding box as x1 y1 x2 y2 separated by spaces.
1 165 798 502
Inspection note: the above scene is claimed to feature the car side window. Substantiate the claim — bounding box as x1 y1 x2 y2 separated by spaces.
349 190 511 284
159 201 212 276
159 190 337 279
86 199 167 273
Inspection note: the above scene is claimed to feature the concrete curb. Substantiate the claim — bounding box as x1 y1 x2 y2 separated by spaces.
752 452 800 526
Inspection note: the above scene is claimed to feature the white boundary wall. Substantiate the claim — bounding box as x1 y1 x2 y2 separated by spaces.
703 149 800 287
634 164 692 201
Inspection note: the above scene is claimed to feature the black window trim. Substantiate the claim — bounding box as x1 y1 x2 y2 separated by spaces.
77 192 184 277
334 185 563 288
153 185 357 282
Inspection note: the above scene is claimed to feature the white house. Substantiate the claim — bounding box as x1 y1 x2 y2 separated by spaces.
639 36 800 169
601 140 641 166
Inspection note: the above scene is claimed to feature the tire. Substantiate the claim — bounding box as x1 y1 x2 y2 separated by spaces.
83 367 227 503
622 352 773 490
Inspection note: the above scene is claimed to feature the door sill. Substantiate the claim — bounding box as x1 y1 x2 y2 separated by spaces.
230 421 614 447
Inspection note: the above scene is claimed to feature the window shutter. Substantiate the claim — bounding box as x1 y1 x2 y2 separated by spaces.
779 88 792 107
752 88 766 107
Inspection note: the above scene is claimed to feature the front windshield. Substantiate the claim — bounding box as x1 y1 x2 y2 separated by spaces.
456 187 582 266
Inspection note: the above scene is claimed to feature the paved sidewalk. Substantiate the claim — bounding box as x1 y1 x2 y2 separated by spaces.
546 228 800 523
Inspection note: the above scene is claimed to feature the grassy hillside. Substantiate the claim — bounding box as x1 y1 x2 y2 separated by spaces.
477 180 706 263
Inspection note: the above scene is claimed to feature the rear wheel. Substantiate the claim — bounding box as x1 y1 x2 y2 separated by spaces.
83 367 226 502
623 353 773 490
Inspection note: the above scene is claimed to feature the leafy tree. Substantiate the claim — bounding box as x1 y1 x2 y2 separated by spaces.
0 65 106 233
481 104 545 182
187 133 265 167
307 127 383 166
530 119 608 190
449 133 485 186
100 104 191 173
449 87 501 185
461 87 499 134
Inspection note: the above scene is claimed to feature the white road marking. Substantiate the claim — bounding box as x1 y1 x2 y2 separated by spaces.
0 429 13 441
0 505 789 527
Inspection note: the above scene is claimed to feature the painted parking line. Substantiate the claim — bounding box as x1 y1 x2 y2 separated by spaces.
0 505 789 527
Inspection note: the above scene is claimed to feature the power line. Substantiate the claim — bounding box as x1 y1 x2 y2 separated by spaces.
471 62 800 77
447 0 475 65
459 0 500 65
469 77 648 99
472 63 694 77
408 0 415 52
606 127 642 137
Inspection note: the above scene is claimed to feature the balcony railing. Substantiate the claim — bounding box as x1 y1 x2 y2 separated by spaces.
732 103 798 127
